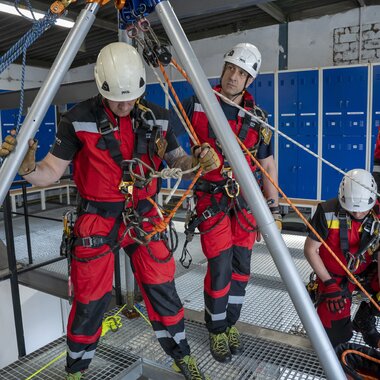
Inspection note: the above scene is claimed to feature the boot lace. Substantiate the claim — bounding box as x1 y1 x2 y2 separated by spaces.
185 355 203 380
211 333 230 355
227 326 240 348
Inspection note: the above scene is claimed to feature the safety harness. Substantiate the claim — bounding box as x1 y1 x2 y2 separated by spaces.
180 99 269 268
338 206 380 274
307 206 380 305
67 97 177 264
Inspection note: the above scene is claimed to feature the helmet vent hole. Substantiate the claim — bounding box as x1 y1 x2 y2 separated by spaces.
101 82 109 92
139 77 145 88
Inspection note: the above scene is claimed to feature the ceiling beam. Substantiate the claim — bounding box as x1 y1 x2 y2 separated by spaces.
17 0 117 31
256 2 286 23
356 0 366 6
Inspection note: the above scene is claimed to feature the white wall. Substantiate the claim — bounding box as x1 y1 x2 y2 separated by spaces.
0 281 68 369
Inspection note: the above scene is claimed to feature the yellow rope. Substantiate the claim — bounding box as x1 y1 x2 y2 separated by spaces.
133 304 152 327
25 351 65 380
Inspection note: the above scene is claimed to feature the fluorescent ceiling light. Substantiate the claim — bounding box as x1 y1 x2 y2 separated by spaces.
0 2 74 28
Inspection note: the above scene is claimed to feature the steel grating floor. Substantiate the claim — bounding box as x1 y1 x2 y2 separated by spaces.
0 309 326 380
2 211 378 379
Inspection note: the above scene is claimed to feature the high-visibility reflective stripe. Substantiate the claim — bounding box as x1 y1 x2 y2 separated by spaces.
67 348 96 360
144 119 168 131
72 121 98 133
228 295 244 304
205 306 226 321
155 330 186 344
324 212 336 222
194 103 204 113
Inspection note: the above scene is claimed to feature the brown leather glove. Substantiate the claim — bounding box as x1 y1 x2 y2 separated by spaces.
0 134 17 157
18 140 38 176
192 143 220 173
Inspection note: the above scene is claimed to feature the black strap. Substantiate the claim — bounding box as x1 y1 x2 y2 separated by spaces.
338 210 350 255
73 216 122 252
79 198 125 218
195 179 227 194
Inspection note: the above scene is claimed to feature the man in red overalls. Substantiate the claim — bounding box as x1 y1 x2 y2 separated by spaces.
0 42 219 380
173 43 281 363
304 169 380 351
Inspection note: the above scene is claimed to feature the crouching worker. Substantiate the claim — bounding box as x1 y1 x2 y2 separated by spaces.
304 169 380 351
0 42 219 380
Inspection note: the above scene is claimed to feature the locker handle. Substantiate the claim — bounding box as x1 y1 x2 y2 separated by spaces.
346 100 349 108
298 102 302 110
292 166 297 172
339 100 343 108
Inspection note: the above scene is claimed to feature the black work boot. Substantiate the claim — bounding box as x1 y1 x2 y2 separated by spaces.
226 326 243 354
172 355 211 380
352 301 380 348
209 332 232 363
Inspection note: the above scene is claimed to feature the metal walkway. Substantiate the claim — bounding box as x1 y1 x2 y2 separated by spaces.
0 215 375 379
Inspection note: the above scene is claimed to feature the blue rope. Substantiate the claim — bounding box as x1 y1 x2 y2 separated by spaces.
0 11 58 75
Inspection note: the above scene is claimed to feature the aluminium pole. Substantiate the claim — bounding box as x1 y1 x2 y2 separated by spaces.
0 2 100 206
154 1 345 379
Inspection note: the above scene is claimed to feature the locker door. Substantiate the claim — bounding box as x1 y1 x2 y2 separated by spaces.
322 136 366 200
370 65 380 169
278 136 298 197
297 70 319 136
341 66 368 136
323 69 344 136
322 136 344 200
279 72 298 136
171 81 195 106
296 135 318 199
145 83 165 107
253 73 275 127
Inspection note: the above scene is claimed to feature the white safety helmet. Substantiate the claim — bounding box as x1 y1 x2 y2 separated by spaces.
94 42 146 102
338 169 377 212
223 43 262 79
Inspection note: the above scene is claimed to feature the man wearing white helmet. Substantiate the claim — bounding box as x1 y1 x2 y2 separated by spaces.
0 42 217 380
304 169 380 353
171 42 280 363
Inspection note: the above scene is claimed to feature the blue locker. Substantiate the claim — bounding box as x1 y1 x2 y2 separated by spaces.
278 72 298 136
297 135 318 199
278 70 319 136
323 66 368 136
370 65 380 169
278 136 298 197
278 135 317 199
1 105 56 183
250 73 275 127
145 83 166 107
322 136 366 199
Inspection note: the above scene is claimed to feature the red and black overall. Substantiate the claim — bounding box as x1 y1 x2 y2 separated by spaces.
181 86 273 334
52 96 190 373
308 198 380 346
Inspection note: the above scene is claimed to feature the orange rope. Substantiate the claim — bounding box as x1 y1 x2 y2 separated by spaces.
158 62 200 145
137 60 206 241
341 349 380 380
144 168 203 241
237 136 380 313
171 58 191 82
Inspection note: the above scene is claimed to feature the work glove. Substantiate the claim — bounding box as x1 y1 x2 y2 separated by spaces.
192 143 220 173
18 139 38 176
269 205 282 231
0 133 17 157
320 278 346 313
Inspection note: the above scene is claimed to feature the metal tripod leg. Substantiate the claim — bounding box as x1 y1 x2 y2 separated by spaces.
0 2 100 206
155 1 345 379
